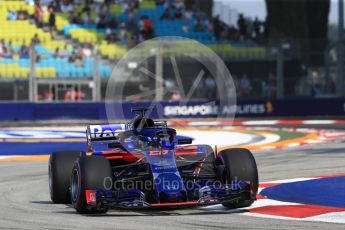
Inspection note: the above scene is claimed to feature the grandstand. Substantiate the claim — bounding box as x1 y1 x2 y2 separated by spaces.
0 0 267 101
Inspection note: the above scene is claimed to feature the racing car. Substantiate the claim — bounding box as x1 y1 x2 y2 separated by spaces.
49 108 258 214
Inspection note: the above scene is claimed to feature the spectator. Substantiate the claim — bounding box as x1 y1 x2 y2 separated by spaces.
156 0 165 6
170 90 181 102
232 74 239 90
173 0 184 19
107 16 118 29
19 42 30 58
138 30 145 43
227 25 240 42
202 18 210 29
144 17 154 39
213 15 222 41
182 24 189 33
261 72 276 98
0 40 6 57
7 9 17 20
99 3 109 16
74 12 83 24
184 10 193 19
48 6 56 38
68 50 76 63
164 0 172 9
82 1 91 14
207 19 214 32
0 40 5 54
31 33 41 46
64 87 79 101
60 0 74 13
60 44 69 57
263 16 269 40
160 8 170 20
127 35 137 49
93 1 100 14
68 50 84 67
138 16 146 31
44 90 54 101
50 0 61 12
0 46 11 58
185 0 194 10
127 10 136 32
204 75 216 99
71 13 81 24
25 0 35 5
83 11 94 25
311 83 321 97
106 28 118 43
17 10 28 20
34 1 43 27
67 12 73 23
310 71 321 97
96 14 107 29
119 23 128 44
164 77 176 92
53 47 61 58
253 17 261 41
237 14 247 38
81 44 92 57
238 74 252 97
106 26 112 37
131 0 139 10
7 41 13 56
195 19 204 32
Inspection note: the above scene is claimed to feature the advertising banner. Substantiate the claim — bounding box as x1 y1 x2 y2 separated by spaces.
0 98 344 121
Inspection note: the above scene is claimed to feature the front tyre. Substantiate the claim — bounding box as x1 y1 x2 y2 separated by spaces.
218 148 258 208
71 155 112 214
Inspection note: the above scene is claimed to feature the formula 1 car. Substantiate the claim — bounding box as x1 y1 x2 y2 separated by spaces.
49 108 258 214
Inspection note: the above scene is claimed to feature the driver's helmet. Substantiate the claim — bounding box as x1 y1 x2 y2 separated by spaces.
132 116 155 130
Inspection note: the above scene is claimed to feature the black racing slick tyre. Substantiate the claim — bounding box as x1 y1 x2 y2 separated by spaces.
49 151 83 204
71 155 112 214
217 148 258 208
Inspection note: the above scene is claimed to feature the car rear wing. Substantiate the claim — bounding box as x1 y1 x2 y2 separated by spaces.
87 124 126 142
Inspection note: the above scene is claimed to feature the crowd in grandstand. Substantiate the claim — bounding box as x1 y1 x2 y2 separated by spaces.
7 8 29 20
0 39 38 59
0 0 278 101
261 72 277 98
0 40 12 58
29 0 268 45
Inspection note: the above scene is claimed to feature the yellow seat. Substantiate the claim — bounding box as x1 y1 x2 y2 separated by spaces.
5 68 14 78
48 68 56 78
13 68 21 78
35 68 42 78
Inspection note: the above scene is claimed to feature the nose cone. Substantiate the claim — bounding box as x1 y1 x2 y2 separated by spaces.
147 150 187 203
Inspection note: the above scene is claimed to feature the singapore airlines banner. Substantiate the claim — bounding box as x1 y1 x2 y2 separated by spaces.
0 98 344 121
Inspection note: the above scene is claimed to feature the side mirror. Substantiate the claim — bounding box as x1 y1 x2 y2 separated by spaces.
177 138 192 145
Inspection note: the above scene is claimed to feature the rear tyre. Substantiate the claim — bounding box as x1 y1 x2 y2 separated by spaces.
49 151 83 204
71 155 112 214
218 148 258 208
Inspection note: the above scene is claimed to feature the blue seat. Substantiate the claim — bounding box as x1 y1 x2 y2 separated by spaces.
57 68 69 78
75 68 84 78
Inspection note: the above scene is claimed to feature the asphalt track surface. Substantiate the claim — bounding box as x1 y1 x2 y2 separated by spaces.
0 129 345 229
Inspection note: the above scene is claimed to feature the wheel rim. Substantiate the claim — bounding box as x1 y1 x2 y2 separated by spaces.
71 168 79 202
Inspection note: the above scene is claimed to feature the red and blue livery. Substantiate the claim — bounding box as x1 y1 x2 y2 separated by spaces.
48 108 259 214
